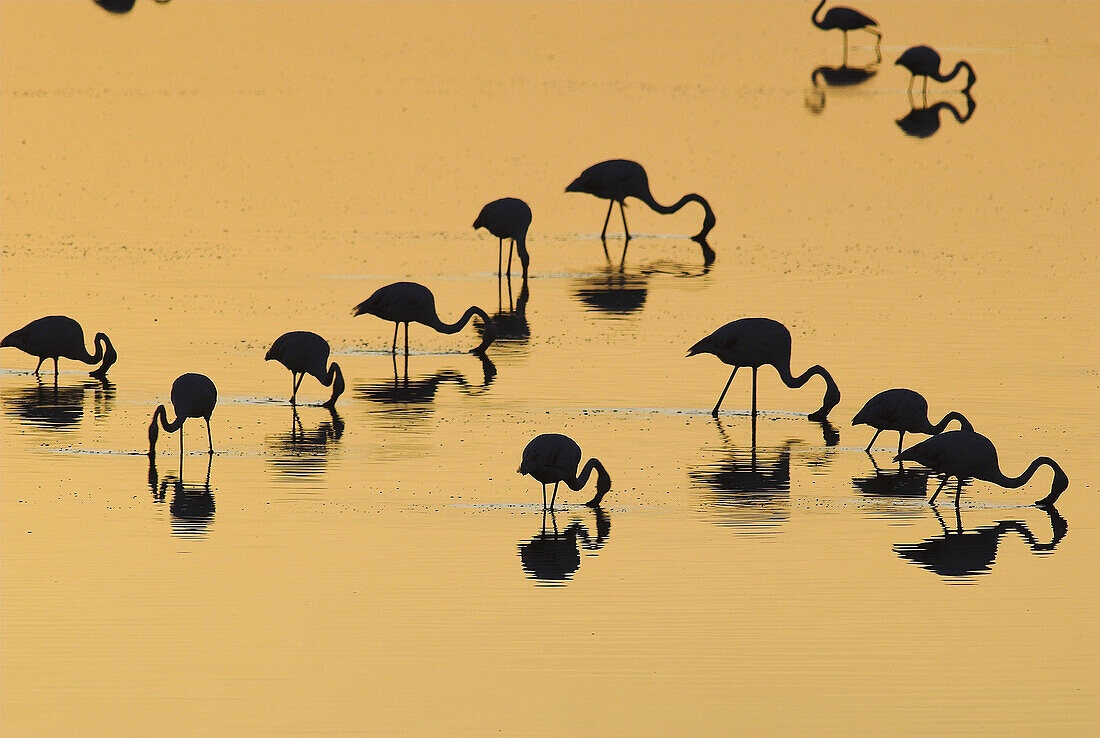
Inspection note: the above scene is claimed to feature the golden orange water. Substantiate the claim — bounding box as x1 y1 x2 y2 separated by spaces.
2 2 1098 735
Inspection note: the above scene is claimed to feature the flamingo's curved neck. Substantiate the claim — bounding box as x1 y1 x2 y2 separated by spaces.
931 411 972 434
638 191 717 241
811 0 828 29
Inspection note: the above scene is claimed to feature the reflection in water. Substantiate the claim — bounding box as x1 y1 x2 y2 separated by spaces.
483 274 530 351
1 376 115 431
573 242 713 318
894 504 1067 582
689 417 836 532
355 353 496 426
896 91 976 138
149 455 215 539
803 62 879 113
266 407 344 478
517 507 611 586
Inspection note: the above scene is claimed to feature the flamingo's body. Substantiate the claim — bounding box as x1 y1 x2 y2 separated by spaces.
148 373 217 457
853 388 972 454
811 0 881 62
352 282 495 355
565 159 715 243
473 198 532 278
895 45 976 95
1 315 117 378
687 318 841 421
896 430 1068 507
265 331 344 408
519 433 611 510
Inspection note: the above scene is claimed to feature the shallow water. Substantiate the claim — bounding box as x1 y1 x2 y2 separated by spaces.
2 2 1098 735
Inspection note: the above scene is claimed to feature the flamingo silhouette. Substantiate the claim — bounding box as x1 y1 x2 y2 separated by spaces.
149 454 215 539
896 430 1068 507
148 373 217 457
895 45 976 95
811 0 881 64
565 159 716 243
688 318 841 421
264 331 345 408
896 91 976 138
518 507 611 584
352 282 495 355
1 315 117 378
853 388 972 454
473 198 532 278
518 433 612 510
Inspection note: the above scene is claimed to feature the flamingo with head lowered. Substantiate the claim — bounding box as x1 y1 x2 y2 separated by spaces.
473 197 532 278
519 433 612 511
2 315 117 379
853 388 972 454
265 331 345 409
895 45 976 95
148 373 217 458
688 318 841 421
566 159 716 244
896 430 1068 508
353 281 495 355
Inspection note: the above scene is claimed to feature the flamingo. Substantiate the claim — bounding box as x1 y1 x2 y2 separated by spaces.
565 159 716 243
473 198 532 278
895 45 976 95
148 373 217 457
264 331 345 408
896 92 976 138
518 433 612 510
896 430 1068 507
852 388 972 454
687 318 841 421
352 282 495 355
1 315 117 379
811 0 882 64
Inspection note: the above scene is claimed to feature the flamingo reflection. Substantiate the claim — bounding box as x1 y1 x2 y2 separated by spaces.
148 454 215 539
266 407 344 478
894 503 1067 580
1 376 114 431
896 91 976 138
517 507 611 586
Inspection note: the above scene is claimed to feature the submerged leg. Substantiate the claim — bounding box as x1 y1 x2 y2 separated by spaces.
392 322 399 354
712 367 738 417
179 426 184 457
498 237 503 275
206 418 213 455
507 239 514 276
404 322 409 356
897 431 906 456
53 358 59 377
929 476 948 503
954 478 962 507
619 200 630 240
34 357 43 376
865 429 882 452
542 483 547 510
600 200 614 240
550 482 560 511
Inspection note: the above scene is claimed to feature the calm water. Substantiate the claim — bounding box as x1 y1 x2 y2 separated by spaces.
2 2 1098 735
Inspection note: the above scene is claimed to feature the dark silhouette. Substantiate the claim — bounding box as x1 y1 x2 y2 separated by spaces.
519 433 611 510
811 0 881 64
565 159 716 243
95 0 170 13
804 62 879 113
852 388 972 454
894 504 1068 579
484 274 530 348
266 407 344 478
853 453 935 500
518 507 611 585
688 318 841 421
265 331 345 408
473 198 532 279
896 430 1069 507
352 282 495 355
1 376 114 431
1 315 117 378
895 45 976 95
356 351 495 408
896 91 976 138
148 373 217 457
573 267 649 317
149 454 214 539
